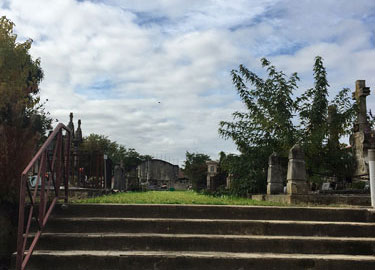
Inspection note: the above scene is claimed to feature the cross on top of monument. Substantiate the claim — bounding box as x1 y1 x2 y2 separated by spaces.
352 80 371 133
352 80 370 101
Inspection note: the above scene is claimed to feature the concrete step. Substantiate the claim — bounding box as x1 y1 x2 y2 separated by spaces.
54 203 375 222
33 233 375 255
44 217 375 237
24 250 375 270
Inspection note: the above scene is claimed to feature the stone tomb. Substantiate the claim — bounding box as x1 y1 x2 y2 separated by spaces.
286 144 309 195
267 152 283 194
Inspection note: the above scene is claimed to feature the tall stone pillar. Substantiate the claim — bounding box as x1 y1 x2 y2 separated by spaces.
350 80 373 177
206 160 218 190
286 144 309 194
267 152 283 194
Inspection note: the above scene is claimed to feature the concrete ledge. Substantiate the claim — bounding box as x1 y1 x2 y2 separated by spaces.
251 194 371 206
17 250 375 270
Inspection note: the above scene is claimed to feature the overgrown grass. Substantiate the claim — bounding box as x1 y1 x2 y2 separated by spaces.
74 191 284 206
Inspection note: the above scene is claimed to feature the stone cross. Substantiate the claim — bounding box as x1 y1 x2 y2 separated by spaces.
352 80 370 132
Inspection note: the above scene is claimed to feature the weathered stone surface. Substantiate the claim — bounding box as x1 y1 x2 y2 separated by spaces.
206 160 219 190
113 165 125 190
350 80 374 178
287 144 309 194
15 204 375 270
267 152 283 195
137 159 179 189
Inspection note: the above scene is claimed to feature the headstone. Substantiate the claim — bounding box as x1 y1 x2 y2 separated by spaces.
226 173 233 189
267 152 283 194
286 144 309 194
113 165 124 191
321 182 331 191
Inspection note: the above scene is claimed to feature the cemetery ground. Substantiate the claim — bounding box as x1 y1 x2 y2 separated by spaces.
73 190 283 206
72 190 364 207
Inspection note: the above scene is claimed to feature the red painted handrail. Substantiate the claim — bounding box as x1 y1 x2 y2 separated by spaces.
15 123 71 270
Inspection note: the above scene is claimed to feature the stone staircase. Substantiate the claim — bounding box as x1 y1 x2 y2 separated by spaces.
16 204 375 269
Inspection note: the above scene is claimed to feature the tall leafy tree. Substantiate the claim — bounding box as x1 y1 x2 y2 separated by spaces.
220 56 357 195
80 133 151 172
183 152 210 191
0 16 52 269
299 56 330 176
0 16 51 203
219 58 299 155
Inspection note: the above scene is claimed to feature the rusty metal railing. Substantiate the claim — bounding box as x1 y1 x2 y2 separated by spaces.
16 123 71 270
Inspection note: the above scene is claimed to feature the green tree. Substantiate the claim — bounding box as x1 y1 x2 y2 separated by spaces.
299 56 330 176
219 150 269 196
218 58 299 195
220 56 356 195
80 134 151 172
0 16 51 203
0 16 52 269
219 58 299 155
183 151 210 191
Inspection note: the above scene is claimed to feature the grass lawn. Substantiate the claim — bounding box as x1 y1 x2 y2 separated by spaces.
74 190 284 206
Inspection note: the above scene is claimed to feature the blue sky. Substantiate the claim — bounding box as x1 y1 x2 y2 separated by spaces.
1 0 374 165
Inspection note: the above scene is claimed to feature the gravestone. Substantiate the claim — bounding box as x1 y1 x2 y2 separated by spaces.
267 152 283 194
286 144 309 194
226 173 233 189
113 165 125 191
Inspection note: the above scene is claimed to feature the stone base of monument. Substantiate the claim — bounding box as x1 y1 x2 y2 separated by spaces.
286 180 309 195
252 194 371 206
267 182 284 195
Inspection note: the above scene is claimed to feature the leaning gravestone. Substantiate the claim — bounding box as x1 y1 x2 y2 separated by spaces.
286 144 309 194
267 152 283 194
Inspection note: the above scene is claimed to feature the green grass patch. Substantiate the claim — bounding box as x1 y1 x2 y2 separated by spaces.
74 191 284 206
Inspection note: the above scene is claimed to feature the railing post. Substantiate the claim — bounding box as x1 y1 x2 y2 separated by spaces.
16 174 27 270
16 123 71 270
64 130 71 203
368 149 375 207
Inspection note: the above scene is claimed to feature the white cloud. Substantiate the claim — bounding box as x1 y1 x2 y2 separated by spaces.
1 0 374 165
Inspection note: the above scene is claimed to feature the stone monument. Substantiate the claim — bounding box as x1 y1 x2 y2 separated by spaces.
113 164 125 191
349 80 375 178
206 160 218 190
67 112 75 139
286 144 309 194
267 152 283 194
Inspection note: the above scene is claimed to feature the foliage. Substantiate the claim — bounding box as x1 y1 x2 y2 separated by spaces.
0 16 52 203
74 190 284 206
219 149 269 196
220 56 356 195
183 151 210 191
80 133 151 172
219 58 299 154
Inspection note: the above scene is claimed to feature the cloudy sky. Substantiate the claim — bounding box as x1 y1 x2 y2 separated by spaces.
1 0 374 165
